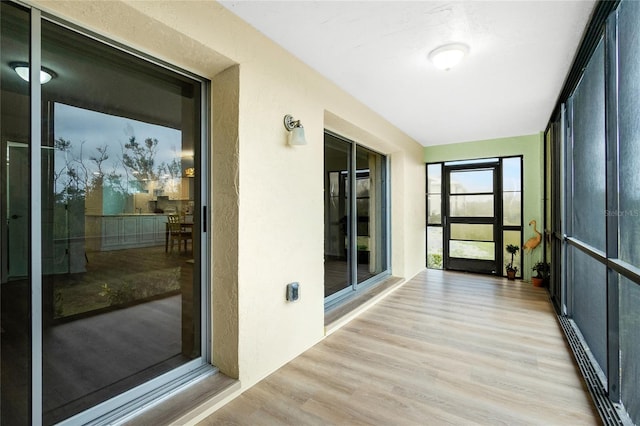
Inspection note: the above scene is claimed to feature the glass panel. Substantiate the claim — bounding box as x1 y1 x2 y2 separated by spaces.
427 163 441 194
1 3 32 424
502 157 521 192
449 169 493 194
40 21 202 424
449 241 495 260
571 40 606 251
324 135 351 297
450 224 493 242
620 275 640 424
503 231 521 278
618 0 640 269
427 194 441 224
427 227 443 269
571 247 607 375
355 146 387 285
449 194 494 217
503 191 522 226
445 158 498 166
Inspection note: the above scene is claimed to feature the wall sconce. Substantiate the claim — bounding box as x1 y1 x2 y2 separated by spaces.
283 114 307 146
184 167 195 178
10 61 57 84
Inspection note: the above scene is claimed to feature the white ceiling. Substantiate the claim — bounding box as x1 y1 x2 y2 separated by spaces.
220 1 596 146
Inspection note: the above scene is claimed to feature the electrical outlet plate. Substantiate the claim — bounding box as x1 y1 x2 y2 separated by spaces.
286 282 299 301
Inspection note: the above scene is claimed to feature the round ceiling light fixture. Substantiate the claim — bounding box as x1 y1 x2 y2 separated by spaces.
10 61 57 84
428 43 469 71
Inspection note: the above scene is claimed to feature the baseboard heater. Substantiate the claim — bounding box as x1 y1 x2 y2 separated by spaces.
557 315 626 426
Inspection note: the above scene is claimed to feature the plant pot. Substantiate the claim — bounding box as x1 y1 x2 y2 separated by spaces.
532 277 544 287
506 270 516 280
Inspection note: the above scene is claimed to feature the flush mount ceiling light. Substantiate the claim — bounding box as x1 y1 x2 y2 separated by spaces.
10 61 57 84
428 43 469 71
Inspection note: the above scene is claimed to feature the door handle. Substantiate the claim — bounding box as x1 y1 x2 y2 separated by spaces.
11 214 22 219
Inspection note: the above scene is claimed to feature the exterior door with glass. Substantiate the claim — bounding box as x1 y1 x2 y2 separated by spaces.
444 164 500 274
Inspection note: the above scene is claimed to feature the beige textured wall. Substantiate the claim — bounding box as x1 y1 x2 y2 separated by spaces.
211 65 240 378
35 0 426 394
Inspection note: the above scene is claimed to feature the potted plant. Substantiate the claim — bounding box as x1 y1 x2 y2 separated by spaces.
531 261 550 287
505 244 519 280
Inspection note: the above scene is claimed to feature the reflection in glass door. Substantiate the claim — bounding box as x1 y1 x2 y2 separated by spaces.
1 3 32 424
2 5 208 424
39 19 203 425
324 136 352 297
444 165 499 274
7 142 29 278
324 132 388 305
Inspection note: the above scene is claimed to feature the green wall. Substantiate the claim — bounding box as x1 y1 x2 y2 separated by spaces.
424 133 544 281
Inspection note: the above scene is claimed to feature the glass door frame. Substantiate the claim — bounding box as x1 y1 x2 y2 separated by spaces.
13 4 214 425
323 130 390 310
443 161 502 275
426 156 523 278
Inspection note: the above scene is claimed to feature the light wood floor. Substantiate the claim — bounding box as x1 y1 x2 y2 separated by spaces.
199 269 599 425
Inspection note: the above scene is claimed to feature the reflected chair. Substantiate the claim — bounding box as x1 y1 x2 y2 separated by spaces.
167 215 191 253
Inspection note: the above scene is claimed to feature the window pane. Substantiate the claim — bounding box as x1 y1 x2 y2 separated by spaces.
618 0 640 269
427 163 441 194
427 194 441 224
620 275 640 424
502 157 521 191
449 194 494 217
355 146 387 284
503 191 522 226
503 231 521 277
450 224 493 242
427 227 443 269
449 169 493 194
41 21 202 424
571 247 607 375
1 3 32 425
324 135 351 297
449 241 495 260
571 40 606 251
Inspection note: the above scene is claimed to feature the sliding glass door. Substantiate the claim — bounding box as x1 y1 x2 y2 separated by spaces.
1 3 210 424
324 132 388 306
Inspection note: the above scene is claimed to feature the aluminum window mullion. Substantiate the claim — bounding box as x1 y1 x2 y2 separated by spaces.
350 143 357 290
564 100 575 317
604 9 620 403
200 81 212 362
30 8 44 426
560 104 568 314
566 237 608 263
385 155 391 275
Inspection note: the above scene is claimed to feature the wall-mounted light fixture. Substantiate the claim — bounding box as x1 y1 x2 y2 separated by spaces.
283 114 307 146
184 167 195 178
428 43 469 71
10 61 57 84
